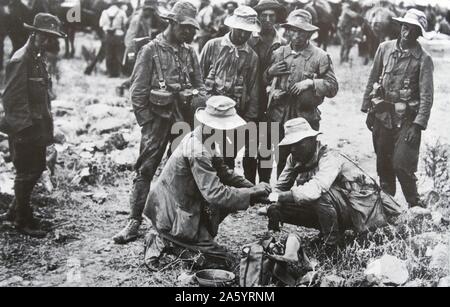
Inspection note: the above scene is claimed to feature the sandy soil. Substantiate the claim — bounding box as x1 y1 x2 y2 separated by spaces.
0 33 449 287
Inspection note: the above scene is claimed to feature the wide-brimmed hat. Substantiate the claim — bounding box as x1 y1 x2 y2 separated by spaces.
24 13 67 38
278 118 321 147
224 5 261 33
159 0 200 29
222 0 238 9
281 9 318 32
253 0 287 23
142 0 158 9
195 96 246 130
392 8 428 38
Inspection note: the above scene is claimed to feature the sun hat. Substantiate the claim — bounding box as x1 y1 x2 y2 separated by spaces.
278 117 322 147
195 96 247 130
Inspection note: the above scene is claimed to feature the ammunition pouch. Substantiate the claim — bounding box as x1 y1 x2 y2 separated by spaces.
149 87 175 119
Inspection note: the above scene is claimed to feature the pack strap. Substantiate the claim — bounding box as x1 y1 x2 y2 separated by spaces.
153 44 166 90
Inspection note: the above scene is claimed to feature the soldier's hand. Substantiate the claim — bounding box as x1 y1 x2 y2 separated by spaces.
289 79 314 96
251 183 272 198
249 183 272 206
405 124 421 145
268 61 290 77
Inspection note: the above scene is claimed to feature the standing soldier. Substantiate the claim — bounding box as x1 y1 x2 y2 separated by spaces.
199 5 260 172
123 0 166 70
247 0 287 184
362 9 434 208
337 1 360 64
99 0 128 78
113 0 207 244
0 13 66 237
265 9 338 178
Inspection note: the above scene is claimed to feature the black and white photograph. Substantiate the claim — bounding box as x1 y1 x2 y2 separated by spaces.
0 0 449 290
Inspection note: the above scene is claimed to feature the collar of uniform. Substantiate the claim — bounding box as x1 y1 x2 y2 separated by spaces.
393 39 423 59
250 28 286 47
285 42 313 60
220 33 251 54
155 33 189 52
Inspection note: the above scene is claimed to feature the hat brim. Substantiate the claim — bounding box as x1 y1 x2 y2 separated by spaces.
254 3 287 23
24 23 67 38
224 15 261 33
159 12 200 29
195 109 246 130
392 17 429 38
281 22 318 32
278 131 322 147
222 1 238 9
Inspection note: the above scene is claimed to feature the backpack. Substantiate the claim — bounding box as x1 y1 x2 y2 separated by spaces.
239 237 276 287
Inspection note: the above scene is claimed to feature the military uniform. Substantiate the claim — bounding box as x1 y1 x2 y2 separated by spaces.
128 33 207 222
200 33 259 171
99 4 128 77
337 4 359 63
268 141 400 246
0 39 54 228
123 9 165 67
265 42 338 176
247 30 286 183
143 126 253 263
362 40 434 207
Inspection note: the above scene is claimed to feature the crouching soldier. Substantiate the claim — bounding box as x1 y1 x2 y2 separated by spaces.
265 9 338 178
0 13 66 238
362 9 434 208
260 118 402 253
199 5 260 175
142 96 272 269
113 0 207 244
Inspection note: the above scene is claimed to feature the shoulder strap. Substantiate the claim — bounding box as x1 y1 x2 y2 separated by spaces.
152 43 166 90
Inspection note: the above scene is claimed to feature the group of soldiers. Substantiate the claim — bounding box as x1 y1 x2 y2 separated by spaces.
0 0 435 270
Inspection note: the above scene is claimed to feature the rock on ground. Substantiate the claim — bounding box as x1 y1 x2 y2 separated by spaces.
364 255 409 286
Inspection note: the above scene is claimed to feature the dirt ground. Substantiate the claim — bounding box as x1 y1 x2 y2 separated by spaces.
0 33 449 287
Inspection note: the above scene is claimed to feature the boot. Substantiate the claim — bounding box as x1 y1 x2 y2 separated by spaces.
15 216 47 239
14 179 46 238
113 219 141 244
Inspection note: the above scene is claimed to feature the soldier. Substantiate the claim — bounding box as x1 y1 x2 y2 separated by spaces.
247 0 287 184
142 96 271 269
0 13 66 238
123 0 166 69
260 118 401 253
199 5 260 172
337 1 360 64
119 0 166 92
113 0 207 244
99 0 128 77
265 9 338 178
362 9 434 208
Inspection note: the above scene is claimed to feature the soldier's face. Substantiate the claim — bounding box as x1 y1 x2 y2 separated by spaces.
173 23 197 44
226 4 236 14
143 8 155 18
400 23 421 44
230 28 252 46
286 27 312 49
290 137 317 164
259 10 277 31
33 32 53 52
